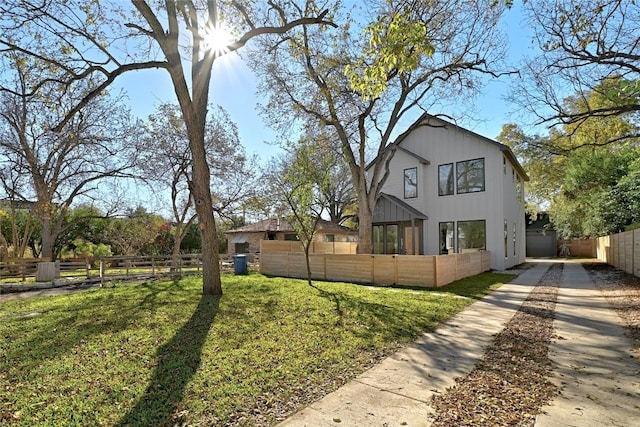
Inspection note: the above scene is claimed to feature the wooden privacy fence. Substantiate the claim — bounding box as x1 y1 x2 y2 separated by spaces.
557 239 597 258
260 241 491 287
596 230 640 277
259 240 358 254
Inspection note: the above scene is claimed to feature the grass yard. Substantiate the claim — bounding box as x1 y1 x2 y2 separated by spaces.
0 272 514 426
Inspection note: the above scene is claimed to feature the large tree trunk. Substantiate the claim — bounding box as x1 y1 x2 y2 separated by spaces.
357 191 374 254
40 211 53 260
189 125 222 296
171 230 183 271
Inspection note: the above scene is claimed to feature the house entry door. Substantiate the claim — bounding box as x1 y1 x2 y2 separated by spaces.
404 226 419 255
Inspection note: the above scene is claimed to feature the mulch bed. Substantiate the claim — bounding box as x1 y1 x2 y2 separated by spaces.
429 264 563 426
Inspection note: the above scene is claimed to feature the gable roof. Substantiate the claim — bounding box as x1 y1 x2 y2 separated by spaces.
396 146 430 165
373 193 428 223
367 113 529 181
396 113 530 181
225 218 357 234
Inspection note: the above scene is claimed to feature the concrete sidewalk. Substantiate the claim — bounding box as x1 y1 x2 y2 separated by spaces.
278 263 551 427
535 262 640 427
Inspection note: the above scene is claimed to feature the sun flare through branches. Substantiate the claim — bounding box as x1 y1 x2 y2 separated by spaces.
203 24 233 57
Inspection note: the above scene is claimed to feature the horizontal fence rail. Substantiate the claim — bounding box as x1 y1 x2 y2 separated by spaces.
259 240 358 254
259 240 491 287
0 258 51 281
0 254 257 287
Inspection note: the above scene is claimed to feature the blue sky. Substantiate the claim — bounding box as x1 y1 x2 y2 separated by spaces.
113 3 537 163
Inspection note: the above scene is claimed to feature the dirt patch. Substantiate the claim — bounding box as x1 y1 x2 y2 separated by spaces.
583 262 640 353
430 264 562 426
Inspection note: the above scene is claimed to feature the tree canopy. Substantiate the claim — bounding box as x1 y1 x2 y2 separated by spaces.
515 0 640 144
252 0 509 253
0 0 334 295
501 79 640 238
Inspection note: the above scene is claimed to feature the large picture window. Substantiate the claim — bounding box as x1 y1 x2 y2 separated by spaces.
457 220 486 252
404 167 418 198
438 163 454 196
456 158 485 194
372 224 400 254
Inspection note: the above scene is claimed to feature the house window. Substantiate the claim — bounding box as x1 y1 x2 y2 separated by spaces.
438 163 454 196
373 225 384 254
372 224 399 254
457 220 486 252
512 168 515 183
513 223 517 256
504 220 508 258
456 158 485 194
326 234 335 242
386 224 399 254
516 177 523 201
404 167 418 198
284 233 299 241
503 157 506 174
439 222 454 254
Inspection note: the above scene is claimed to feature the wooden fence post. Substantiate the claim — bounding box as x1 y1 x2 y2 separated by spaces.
99 259 104 288
394 255 398 285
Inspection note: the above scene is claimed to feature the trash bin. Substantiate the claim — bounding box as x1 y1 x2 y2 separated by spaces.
232 254 247 275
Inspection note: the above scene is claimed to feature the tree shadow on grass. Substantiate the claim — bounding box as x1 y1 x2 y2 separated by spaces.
118 295 220 427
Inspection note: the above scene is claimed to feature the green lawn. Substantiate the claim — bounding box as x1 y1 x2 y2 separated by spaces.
0 272 514 426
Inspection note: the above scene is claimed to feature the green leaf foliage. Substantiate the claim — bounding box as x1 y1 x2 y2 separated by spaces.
345 7 434 99
504 77 640 238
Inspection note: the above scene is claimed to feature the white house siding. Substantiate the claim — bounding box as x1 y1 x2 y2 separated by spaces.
378 117 527 270
501 154 527 268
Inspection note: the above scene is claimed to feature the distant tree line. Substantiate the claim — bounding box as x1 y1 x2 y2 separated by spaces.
0 204 204 260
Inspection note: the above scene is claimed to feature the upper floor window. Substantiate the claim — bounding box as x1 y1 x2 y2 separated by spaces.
456 158 485 194
438 163 454 196
404 167 418 198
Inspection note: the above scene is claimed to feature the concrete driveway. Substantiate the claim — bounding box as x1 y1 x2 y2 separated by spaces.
278 260 640 426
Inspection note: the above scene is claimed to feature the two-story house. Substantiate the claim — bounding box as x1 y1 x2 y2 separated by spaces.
370 113 528 270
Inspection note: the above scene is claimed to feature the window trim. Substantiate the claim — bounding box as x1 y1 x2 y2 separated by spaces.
456 219 486 253
439 221 455 255
438 163 454 196
403 167 418 199
456 157 485 194
504 220 509 258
